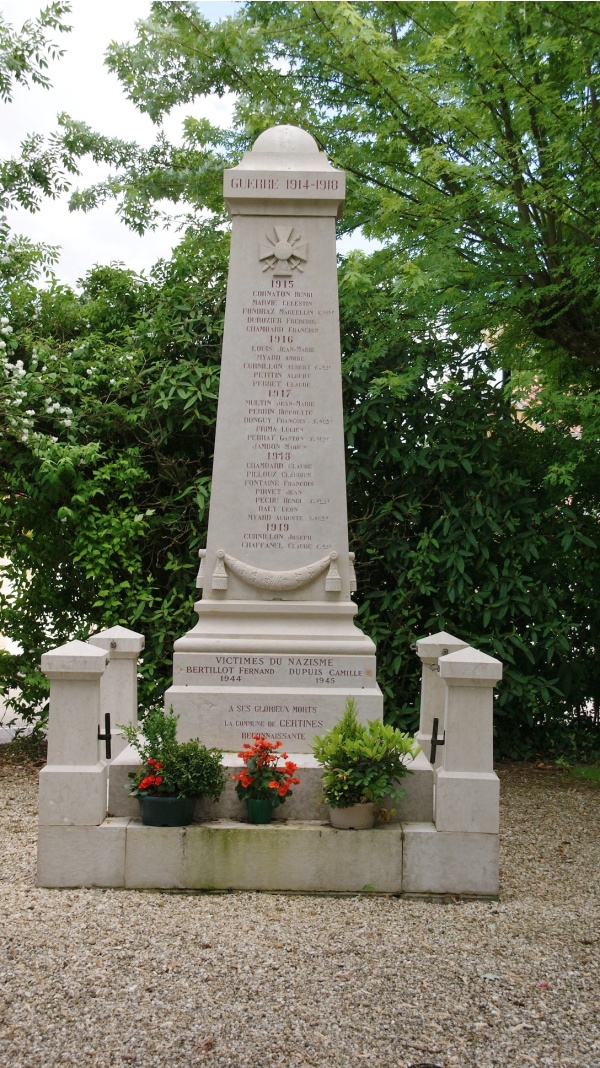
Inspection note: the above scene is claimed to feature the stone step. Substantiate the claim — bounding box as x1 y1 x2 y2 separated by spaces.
107 746 434 823
37 818 499 896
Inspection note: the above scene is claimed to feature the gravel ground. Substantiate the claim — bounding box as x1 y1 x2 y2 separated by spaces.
0 760 598 1068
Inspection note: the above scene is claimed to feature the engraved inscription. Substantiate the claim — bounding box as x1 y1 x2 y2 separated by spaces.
175 653 374 689
215 219 343 563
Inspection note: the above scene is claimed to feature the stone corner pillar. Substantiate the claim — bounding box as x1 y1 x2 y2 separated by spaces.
415 630 469 765
39 639 109 826
434 647 502 834
88 625 145 757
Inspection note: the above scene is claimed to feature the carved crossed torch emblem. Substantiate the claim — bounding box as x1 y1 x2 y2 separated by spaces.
259 227 308 276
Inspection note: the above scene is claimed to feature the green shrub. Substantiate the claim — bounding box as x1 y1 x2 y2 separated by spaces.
121 707 225 800
311 699 420 808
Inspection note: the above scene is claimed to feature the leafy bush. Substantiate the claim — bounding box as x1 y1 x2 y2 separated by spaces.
312 699 419 808
121 707 225 800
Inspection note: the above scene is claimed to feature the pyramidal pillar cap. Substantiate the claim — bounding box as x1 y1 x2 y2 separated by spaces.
415 630 469 662
439 646 503 683
41 640 108 678
88 625 145 658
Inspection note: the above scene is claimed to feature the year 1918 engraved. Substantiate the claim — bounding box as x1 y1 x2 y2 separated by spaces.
286 178 339 191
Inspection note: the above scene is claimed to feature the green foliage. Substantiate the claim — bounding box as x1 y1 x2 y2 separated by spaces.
121 706 225 800
1 232 598 758
566 766 600 786
312 698 419 807
69 1 600 370
0 2 70 103
1 0 598 764
0 223 228 730
0 3 80 219
338 254 600 757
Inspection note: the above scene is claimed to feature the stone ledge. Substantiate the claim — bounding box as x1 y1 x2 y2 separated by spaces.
107 748 433 823
37 818 499 896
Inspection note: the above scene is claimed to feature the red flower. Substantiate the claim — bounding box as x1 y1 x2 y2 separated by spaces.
154 776 163 785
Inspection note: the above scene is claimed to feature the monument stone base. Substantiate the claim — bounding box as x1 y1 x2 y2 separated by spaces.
37 818 499 896
166 600 383 750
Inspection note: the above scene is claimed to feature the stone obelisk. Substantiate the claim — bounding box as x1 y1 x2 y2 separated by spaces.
166 126 382 750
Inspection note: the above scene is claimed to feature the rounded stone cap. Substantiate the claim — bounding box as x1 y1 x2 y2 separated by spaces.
252 125 319 155
234 123 335 172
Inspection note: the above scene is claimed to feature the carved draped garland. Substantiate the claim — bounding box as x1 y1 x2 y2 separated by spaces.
196 549 348 592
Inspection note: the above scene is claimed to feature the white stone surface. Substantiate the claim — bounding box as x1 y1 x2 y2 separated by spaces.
125 822 187 889
45 817 498 894
107 744 140 818
415 630 469 765
40 639 108 679
166 684 383 751
38 763 108 826
88 626 144 757
439 646 503 682
36 820 128 887
44 679 105 767
402 823 499 896
173 651 376 688
439 647 502 774
434 769 500 833
126 820 403 893
169 125 382 748
388 749 434 823
87 625 145 659
202 129 349 605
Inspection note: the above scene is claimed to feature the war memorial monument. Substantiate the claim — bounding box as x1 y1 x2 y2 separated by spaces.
36 126 502 894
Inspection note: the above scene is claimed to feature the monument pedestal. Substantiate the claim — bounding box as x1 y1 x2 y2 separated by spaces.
166 599 382 748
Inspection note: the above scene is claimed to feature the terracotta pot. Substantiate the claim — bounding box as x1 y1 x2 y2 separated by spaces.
329 802 376 829
138 795 196 826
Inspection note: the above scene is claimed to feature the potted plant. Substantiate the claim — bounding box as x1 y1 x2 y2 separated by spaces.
233 734 300 823
120 707 226 826
311 699 420 829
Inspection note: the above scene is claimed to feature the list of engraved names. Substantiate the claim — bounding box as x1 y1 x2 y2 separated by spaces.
240 274 336 554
